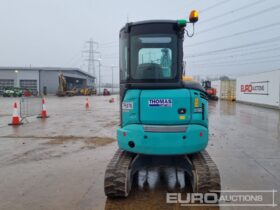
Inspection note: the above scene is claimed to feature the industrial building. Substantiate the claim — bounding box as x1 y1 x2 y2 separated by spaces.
0 67 95 95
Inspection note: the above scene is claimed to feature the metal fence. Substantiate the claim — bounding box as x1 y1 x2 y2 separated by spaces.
20 97 42 118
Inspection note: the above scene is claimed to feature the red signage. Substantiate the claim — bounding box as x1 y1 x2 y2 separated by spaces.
240 81 269 95
241 84 252 92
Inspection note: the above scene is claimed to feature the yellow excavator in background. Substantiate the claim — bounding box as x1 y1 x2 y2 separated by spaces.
56 73 78 97
80 88 96 96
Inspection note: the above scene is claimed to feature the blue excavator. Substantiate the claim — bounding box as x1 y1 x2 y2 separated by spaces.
104 11 220 198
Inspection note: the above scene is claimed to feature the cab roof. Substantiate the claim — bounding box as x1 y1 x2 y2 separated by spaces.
120 20 181 33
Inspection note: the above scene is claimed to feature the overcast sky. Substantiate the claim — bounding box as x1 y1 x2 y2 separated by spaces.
0 0 280 82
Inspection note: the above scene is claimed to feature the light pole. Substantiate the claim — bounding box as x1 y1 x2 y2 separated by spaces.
111 66 114 94
111 66 118 94
97 58 102 95
14 70 19 87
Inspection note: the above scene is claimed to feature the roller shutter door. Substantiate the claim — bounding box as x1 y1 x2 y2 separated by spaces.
20 80 38 93
0 79 14 90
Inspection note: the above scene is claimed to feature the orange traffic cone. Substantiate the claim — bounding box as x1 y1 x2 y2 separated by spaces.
38 98 49 118
85 98 90 110
9 102 22 126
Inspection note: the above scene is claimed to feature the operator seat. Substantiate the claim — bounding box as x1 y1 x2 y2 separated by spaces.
136 63 163 79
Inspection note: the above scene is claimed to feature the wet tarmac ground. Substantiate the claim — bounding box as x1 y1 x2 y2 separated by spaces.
0 96 279 210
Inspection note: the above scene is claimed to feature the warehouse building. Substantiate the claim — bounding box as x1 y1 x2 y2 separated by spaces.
0 67 95 95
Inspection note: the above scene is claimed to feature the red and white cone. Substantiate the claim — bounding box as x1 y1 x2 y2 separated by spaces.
38 98 49 118
9 102 21 126
85 98 90 110
41 98 48 118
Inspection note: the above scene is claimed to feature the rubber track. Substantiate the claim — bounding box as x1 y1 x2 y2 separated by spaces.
104 149 136 198
190 150 221 196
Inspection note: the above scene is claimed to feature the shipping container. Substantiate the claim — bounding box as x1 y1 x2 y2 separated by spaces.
220 80 236 101
236 70 280 109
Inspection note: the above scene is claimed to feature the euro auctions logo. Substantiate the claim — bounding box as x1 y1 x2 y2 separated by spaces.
166 190 278 207
241 84 253 93
241 81 269 95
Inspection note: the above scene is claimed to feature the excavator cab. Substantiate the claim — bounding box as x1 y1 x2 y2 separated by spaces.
120 20 184 89
202 80 219 101
118 19 208 155
105 11 220 199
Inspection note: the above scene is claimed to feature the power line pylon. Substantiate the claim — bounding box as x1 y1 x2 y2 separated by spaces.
84 39 99 77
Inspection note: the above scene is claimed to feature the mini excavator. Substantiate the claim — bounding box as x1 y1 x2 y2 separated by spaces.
104 10 221 199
